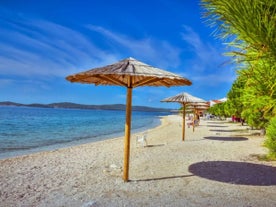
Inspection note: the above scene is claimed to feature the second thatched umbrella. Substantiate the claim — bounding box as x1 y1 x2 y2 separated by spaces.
161 92 206 141
66 57 192 182
187 102 210 132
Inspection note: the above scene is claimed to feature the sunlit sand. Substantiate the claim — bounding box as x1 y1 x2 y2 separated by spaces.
1 115 275 207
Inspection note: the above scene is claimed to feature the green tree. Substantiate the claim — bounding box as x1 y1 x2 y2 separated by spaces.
201 0 276 127
201 0 276 64
239 61 276 129
226 75 246 119
208 102 230 119
264 117 276 159
201 0 276 153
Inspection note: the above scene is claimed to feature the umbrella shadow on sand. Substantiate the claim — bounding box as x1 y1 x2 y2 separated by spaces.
207 121 228 125
146 144 165 148
189 161 276 186
209 129 248 133
206 125 229 128
131 174 194 182
204 136 248 141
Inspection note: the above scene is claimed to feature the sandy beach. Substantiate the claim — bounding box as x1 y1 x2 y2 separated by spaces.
0 114 275 207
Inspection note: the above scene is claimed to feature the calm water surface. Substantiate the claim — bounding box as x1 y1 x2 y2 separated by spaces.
0 106 169 159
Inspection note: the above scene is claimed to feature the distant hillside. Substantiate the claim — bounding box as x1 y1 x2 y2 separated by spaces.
0 101 173 112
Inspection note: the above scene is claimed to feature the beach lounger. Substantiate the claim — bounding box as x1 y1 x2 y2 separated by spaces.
187 119 199 128
187 121 193 128
194 119 199 126
136 132 148 147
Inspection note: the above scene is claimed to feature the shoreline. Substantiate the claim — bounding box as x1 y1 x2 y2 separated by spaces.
1 114 275 207
0 113 163 161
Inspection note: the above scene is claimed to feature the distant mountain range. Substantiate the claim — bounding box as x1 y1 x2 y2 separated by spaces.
0 101 174 112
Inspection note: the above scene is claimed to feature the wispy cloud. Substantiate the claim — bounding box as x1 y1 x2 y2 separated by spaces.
181 25 226 71
86 25 182 70
192 73 236 85
0 12 118 78
180 25 235 85
0 78 14 88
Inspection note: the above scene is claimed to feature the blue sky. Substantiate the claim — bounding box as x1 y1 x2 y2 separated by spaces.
0 0 236 108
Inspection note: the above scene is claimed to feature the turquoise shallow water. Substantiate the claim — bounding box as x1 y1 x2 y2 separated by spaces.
0 106 168 159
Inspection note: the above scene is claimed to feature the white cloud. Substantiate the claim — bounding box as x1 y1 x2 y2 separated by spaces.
0 78 14 88
192 73 236 85
181 25 234 86
181 25 225 71
86 25 182 69
0 15 118 78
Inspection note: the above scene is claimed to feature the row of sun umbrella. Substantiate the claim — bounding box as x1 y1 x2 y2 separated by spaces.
66 57 209 182
161 93 209 140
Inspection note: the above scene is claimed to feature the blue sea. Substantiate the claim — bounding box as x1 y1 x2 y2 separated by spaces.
0 106 169 159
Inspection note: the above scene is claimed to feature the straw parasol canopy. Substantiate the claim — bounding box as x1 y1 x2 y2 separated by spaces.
187 102 209 110
66 57 191 87
187 103 209 126
162 92 205 103
66 57 192 182
161 92 206 140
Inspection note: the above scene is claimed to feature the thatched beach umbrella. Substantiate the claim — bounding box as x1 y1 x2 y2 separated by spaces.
187 102 209 111
66 57 191 182
187 102 209 131
161 92 206 141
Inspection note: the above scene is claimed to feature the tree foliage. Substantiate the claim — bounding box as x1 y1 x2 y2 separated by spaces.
226 75 246 118
201 0 276 155
208 102 231 118
201 0 276 64
264 117 276 159
239 62 276 128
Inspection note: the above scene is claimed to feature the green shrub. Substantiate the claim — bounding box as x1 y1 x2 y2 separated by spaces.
264 117 276 159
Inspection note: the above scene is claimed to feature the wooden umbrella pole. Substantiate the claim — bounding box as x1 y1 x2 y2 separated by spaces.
193 108 195 132
182 103 186 141
123 86 132 182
